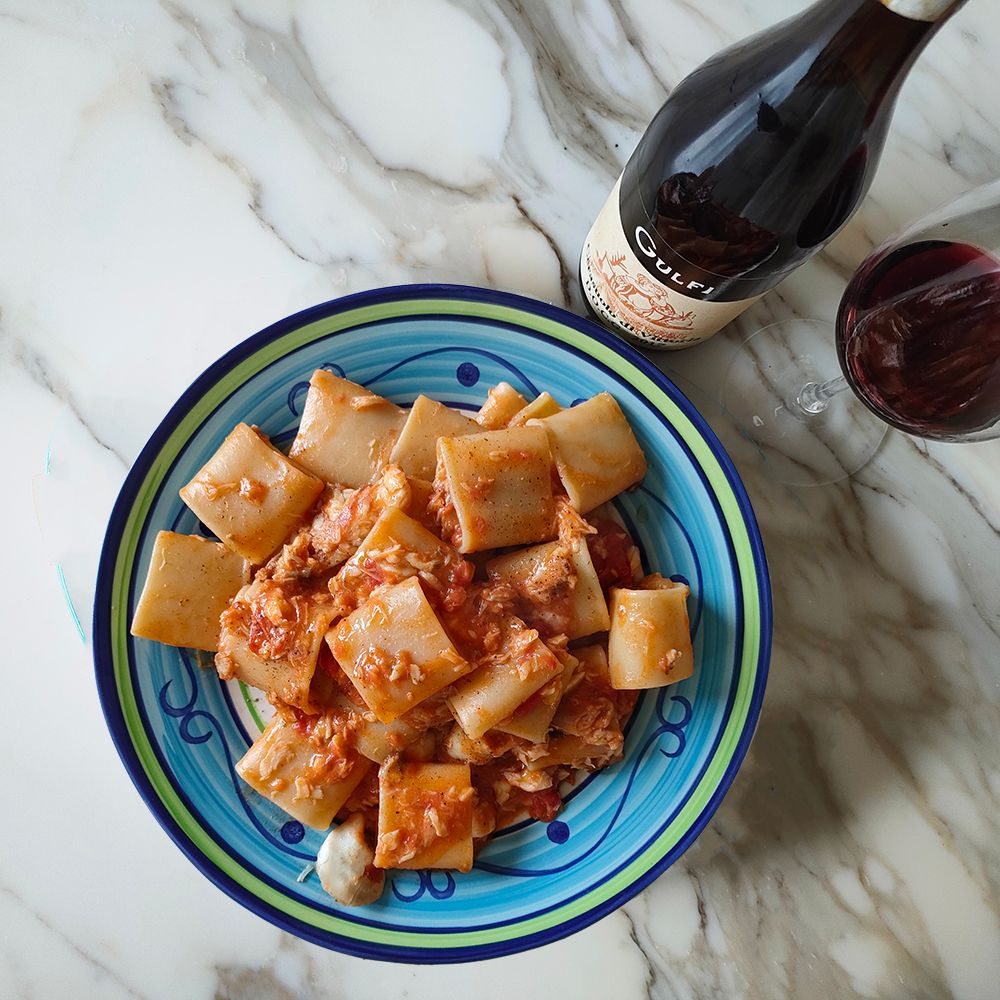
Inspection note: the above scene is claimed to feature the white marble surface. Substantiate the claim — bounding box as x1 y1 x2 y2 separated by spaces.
4 0 1000 996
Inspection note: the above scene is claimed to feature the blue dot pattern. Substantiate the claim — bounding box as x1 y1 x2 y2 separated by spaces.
281 821 305 844
546 821 570 844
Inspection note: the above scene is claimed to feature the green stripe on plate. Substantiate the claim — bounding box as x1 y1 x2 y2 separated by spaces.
240 682 266 733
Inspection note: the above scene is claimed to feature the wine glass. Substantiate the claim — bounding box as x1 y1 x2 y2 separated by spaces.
720 179 1000 486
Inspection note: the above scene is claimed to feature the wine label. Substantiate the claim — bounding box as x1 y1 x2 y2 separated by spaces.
580 179 761 350
880 0 955 20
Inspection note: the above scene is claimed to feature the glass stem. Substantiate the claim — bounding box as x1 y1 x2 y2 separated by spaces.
795 375 849 415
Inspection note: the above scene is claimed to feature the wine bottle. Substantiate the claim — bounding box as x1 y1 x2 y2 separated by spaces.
580 0 967 350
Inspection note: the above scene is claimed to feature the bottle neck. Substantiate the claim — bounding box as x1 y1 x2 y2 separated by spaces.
805 0 965 110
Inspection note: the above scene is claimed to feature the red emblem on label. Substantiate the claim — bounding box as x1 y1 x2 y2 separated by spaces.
592 250 696 337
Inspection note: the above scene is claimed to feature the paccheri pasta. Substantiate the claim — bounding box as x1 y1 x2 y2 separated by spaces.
130 373 695 904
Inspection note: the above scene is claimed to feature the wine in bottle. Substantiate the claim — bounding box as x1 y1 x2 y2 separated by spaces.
580 0 967 350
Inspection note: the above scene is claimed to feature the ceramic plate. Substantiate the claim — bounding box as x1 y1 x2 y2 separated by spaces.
94 284 771 963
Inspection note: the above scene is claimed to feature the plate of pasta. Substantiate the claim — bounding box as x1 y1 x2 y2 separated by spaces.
94 284 770 962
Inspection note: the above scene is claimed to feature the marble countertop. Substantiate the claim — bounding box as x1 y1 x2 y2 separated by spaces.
4 0 1000 997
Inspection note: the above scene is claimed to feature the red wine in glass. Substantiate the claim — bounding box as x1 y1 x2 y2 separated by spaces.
721 181 1000 487
837 239 1000 440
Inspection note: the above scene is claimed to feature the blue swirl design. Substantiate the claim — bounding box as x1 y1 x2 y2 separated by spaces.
474 694 693 879
159 651 313 861
287 362 346 416
286 347 541 420
635 486 704 639
655 693 693 760
365 347 540 397
164 348 701 898
391 870 457 903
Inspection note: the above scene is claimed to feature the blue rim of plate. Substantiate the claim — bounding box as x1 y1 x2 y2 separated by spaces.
93 283 771 963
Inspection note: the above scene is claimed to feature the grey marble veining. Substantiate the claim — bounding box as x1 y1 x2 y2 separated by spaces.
2 0 999 997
